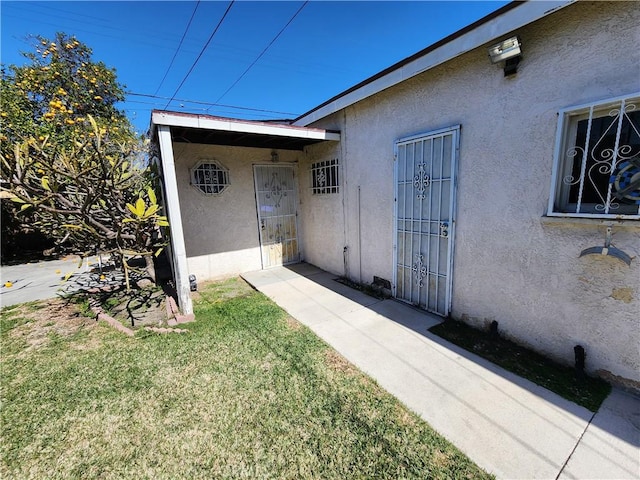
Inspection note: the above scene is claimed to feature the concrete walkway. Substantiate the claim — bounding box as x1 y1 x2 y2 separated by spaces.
242 263 640 480
1 255 108 308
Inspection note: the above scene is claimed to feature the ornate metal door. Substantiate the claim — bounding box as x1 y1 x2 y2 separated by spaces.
394 127 459 316
254 165 300 268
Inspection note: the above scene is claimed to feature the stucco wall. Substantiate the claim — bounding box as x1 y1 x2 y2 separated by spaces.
299 130 346 276
171 142 302 280
307 2 640 384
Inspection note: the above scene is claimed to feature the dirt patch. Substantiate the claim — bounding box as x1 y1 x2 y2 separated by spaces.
3 274 187 347
394 404 418 428
325 349 359 377
107 288 166 327
285 316 302 331
324 349 383 394
430 449 453 470
8 299 95 353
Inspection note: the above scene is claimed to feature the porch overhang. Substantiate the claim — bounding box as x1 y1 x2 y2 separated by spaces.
151 110 340 150
150 110 340 316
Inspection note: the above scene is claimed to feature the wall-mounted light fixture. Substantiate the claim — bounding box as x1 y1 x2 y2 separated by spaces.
488 36 521 77
271 151 279 163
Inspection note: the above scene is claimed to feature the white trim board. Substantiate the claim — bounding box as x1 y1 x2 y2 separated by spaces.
152 111 340 142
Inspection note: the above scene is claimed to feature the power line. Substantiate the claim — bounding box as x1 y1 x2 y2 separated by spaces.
5 10 359 79
154 1 201 96
5 3 363 81
2 12 187 56
3 2 207 52
208 1 309 109
126 92 300 116
164 0 235 109
122 107 287 121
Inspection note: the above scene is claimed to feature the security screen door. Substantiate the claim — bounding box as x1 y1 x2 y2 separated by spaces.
394 127 459 316
254 165 300 268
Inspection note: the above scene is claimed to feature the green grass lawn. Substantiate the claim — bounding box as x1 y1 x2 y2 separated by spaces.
1 278 491 479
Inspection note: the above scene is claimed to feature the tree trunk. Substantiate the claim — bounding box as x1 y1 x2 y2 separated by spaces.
145 254 156 283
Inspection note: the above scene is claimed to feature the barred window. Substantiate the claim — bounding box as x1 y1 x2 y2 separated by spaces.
311 158 339 195
190 161 229 195
548 94 640 219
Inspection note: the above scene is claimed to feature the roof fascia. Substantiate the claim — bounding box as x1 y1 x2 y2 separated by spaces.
293 0 575 127
151 111 340 141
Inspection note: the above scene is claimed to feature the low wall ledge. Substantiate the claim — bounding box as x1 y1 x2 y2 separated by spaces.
540 215 640 230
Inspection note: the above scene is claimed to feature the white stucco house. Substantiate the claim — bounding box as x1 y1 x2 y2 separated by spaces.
150 1 640 390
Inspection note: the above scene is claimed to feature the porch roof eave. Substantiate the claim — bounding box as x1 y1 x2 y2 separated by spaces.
150 110 340 151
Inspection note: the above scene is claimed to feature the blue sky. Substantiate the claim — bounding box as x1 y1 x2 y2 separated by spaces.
2 1 509 134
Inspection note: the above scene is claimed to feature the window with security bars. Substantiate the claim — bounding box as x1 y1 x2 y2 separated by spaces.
311 158 339 195
190 161 229 195
548 94 640 218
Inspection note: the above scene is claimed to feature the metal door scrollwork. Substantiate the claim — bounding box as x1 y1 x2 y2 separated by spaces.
268 223 284 242
412 254 427 287
395 128 458 317
265 172 287 207
413 163 431 199
254 165 299 268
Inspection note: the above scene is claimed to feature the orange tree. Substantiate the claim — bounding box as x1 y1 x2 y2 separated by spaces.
0 33 167 285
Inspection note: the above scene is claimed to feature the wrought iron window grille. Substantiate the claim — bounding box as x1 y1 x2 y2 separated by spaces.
311 158 340 195
548 94 640 219
190 160 230 196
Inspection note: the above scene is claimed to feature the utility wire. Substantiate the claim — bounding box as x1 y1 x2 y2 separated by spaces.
122 107 287 120
208 0 309 110
2 12 190 54
164 0 235 109
154 1 201 96
7 2 359 78
4 3 180 48
127 91 299 116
